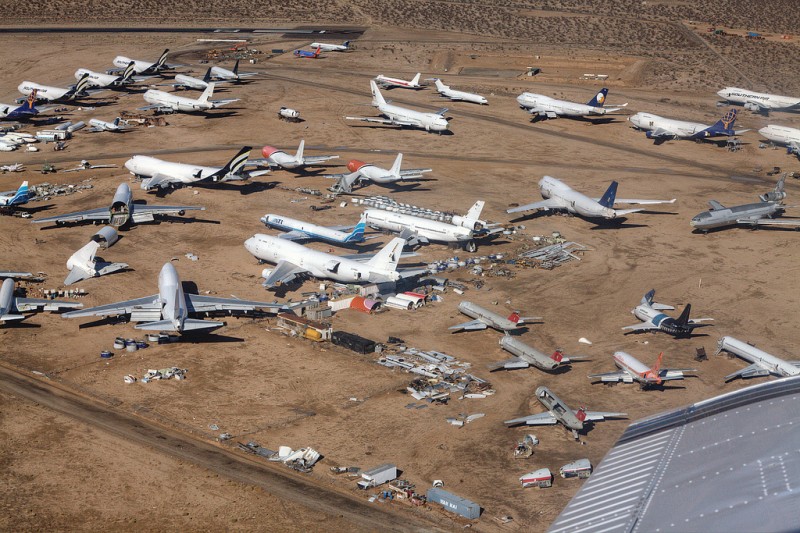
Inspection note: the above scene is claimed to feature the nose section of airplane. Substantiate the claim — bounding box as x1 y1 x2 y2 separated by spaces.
347 160 366 173
262 146 278 158
716 89 727 99
244 236 258 254
757 126 770 137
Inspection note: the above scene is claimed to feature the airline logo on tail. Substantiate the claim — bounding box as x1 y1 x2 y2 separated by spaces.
721 109 736 130
508 312 521 323
344 216 367 243
551 350 564 363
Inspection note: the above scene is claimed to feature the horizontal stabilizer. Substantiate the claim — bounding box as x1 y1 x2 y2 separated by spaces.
64 267 91 286
613 208 645 217
1 314 26 322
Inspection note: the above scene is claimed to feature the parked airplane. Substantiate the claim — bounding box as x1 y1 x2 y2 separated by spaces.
717 87 800 115
126 146 261 190
244 234 410 288
0 181 31 209
717 336 800 381
294 47 322 59
432 78 487 104
508 176 675 221
309 40 351 52
86 118 132 133
504 386 627 439
18 74 91 103
210 59 257 81
65 240 128 285
168 68 217 90
490 334 588 371
261 213 366 244
75 62 136 89
112 49 171 74
0 131 37 151
63 262 293 333
374 73 423 89
589 351 695 387
0 92 41 121
758 125 800 157
252 140 339 170
326 153 432 193
1 277 81 324
628 109 748 141
141 83 238 113
690 175 800 231
623 289 713 337
364 200 495 252
345 81 450 132
32 183 203 228
449 301 540 333
517 87 624 120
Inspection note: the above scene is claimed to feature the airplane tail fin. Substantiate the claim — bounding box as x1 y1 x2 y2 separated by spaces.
202 67 213 83
112 117 120 127
508 311 521 324
433 78 445 92
651 352 664 375
551 350 564 363
761 174 787 202
156 49 169 68
342 41 351 47
370 80 386 106
213 146 252 181
598 181 619 208
410 73 421 86
71 73 91 97
706 108 738 135
295 139 305 161
344 214 367 243
587 88 609 107
641 289 656 306
390 153 403 178
675 304 692 327
366 237 405 272
9 181 30 205
122 61 136 82
232 58 240 76
314 47 322 57
198 83 215 103
465 200 484 221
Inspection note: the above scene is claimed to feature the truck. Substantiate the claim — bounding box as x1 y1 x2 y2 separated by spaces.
560 458 593 479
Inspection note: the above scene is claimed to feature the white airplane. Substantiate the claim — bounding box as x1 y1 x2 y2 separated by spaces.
589 351 695 387
374 73 423 89
140 83 238 114
126 147 263 190
63 262 295 333
345 81 450 133
75 62 136 89
623 289 713 338
261 213 367 244
0 181 31 208
628 109 748 141
65 239 129 286
1 277 82 324
449 301 540 333
32 183 203 228
251 140 339 170
507 176 675 220
432 79 487 105
517 87 624 120
717 336 800 381
166 68 218 90
244 234 410 288
86 118 132 133
0 131 37 152
717 87 800 115
210 59 257 82
112 49 171 75
326 153 432 193
364 201 492 252
758 125 800 157
490 335 588 372
309 40 351 52
18 74 91 103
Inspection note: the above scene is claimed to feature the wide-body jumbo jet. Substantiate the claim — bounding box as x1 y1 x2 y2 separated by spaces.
717 87 800 115
1 277 82 324
517 87 624 120
629 109 748 142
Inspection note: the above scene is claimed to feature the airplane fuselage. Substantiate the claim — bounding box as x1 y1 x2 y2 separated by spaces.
108 182 134 227
377 101 449 132
158 262 187 331
174 74 210 89
75 68 121 88
718 336 800 378
210 66 237 80
348 162 398 183
113 56 158 74
458 301 519 331
261 214 354 243
375 75 421 89
0 278 15 318
143 89 214 112
691 202 783 230
517 93 605 117
631 305 693 336
535 386 583 431
628 112 712 139
309 42 348 51
538 176 617 218
125 155 221 185
262 148 300 169
500 335 560 370
759 125 800 148
717 87 800 112
364 209 472 244
18 82 71 101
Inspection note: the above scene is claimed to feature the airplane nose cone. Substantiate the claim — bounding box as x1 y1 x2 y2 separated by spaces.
716 90 727 98
262 146 278 158
244 236 257 254
347 160 366 173
757 127 769 136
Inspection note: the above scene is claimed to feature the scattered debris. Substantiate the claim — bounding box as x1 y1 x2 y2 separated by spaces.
578 337 592 345
517 241 590 270
27 179 94 202
514 434 539 459
520 468 553 488
559 458 592 479
141 367 187 383
185 253 199 261
123 374 137 384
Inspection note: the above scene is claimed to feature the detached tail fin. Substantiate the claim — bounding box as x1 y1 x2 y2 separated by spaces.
295 139 305 161
707 108 737 134
587 88 609 107
675 304 692 327
198 83 215 103
366 237 405 271
410 73 421 86
370 80 386 106
156 49 169 68
598 181 619 208
344 214 367 243
390 153 403 178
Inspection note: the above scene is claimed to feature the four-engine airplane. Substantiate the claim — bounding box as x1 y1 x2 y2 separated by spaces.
112 49 172 75
517 88 624 120
717 87 800 115
18 74 91 103
1 277 82 324
75 62 136 89
759 125 800 158
629 109 748 142
0 181 31 209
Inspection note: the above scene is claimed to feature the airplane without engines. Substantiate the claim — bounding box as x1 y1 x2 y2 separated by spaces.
758 125 800 158
261 213 366 244
86 117 132 133
717 87 800 115
345 81 450 132
629 109 748 142
141 83 238 114
432 78 487 104
309 40 351 52
623 289 713 337
326 153 432 193
449 301 540 333
251 140 339 170
374 73 423 89
0 181 30 209
1 277 81 324
517 87 624 120
210 59 257 81
294 47 322 59
508 176 675 221
112 49 172 75
64 239 128 286
717 336 800 381
75 62 136 89
18 74 91 103
490 334 588 372
589 351 696 387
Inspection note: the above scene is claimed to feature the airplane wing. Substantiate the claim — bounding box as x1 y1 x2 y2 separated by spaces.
32 207 110 225
504 412 559 427
449 319 488 332
580 410 628 421
61 294 160 318
724 363 772 382
138 104 175 112
607 198 676 206
344 116 413 127
488 356 530 371
186 293 293 313
277 230 311 241
708 200 726 210
140 173 181 190
688 318 714 324
302 155 339 165
587 371 631 383
507 198 562 214
737 218 800 227
622 322 657 332
130 203 204 222
398 168 433 179
262 260 308 288
15 297 82 312
647 127 679 139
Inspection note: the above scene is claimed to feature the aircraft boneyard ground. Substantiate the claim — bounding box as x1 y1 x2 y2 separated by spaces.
1 22 800 532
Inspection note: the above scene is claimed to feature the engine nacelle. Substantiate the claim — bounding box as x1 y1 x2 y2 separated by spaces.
760 190 786 202
744 102 760 112
278 107 299 119
261 268 273 279
451 215 483 231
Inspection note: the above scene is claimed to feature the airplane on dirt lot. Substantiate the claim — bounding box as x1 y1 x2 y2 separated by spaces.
345 81 450 132
589 351 696 387
517 87 624 120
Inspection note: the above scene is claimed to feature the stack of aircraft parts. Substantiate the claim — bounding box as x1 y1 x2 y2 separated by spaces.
353 195 457 224
141 367 187 383
517 241 590 270
27 179 94 202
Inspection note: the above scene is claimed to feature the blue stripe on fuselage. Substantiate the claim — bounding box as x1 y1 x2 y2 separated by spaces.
651 313 668 327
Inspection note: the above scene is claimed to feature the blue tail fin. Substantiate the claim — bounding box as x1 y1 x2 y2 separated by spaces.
202 67 212 83
9 181 30 206
706 109 737 134
344 216 366 243
343 41 351 47
598 181 618 208
586 88 609 107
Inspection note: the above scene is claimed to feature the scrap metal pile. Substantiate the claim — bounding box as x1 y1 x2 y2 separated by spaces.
28 179 95 202
239 442 322 473
517 241 591 270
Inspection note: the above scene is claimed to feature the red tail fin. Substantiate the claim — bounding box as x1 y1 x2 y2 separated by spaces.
652 352 664 375
551 350 563 362
508 311 521 323
576 408 587 422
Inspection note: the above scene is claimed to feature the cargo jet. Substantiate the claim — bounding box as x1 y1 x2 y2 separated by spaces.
449 301 540 333
75 62 136 89
717 87 800 115
507 176 675 221
112 49 172 75
126 147 264 190
589 351 695 387
628 109 748 141
504 386 627 439
18 74 91 103
690 175 800 231
0 93 41 121
0 181 31 209
326 153 432 193
251 141 339 170
717 336 800 381
517 88 625 120
1 277 81 324
141 83 238 114
758 125 800 157
345 81 450 132
245 234 411 288
261 213 366 244
374 73 423 89
309 40 351 52
63 262 294 333
490 335 588 372
432 79 487 104
623 289 713 337
210 59 257 81
32 183 203 228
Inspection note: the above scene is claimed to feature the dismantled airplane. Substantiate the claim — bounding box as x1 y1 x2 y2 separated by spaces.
717 87 800 115
112 49 172 75
449 301 540 333
65 238 128 286
628 109 748 141
32 183 204 228
326 153 432 193
141 83 238 114
261 213 367 244
252 141 339 170
1 277 82 324
589 351 695 387
63 262 294 333
758 125 800 158
75 62 136 89
517 87 624 120
374 73 423 89
432 79 487 104
507 176 675 220
346 81 449 132
717 336 800 381
18 74 91 103
490 334 588 371
309 40 351 52
0 181 31 209
504 386 627 439
623 289 713 337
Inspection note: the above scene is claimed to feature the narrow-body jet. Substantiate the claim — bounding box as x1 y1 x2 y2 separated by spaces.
623 289 713 337
141 83 238 113
432 79 487 104
326 153 432 193
717 336 800 381
346 81 449 132
589 351 695 387
252 141 338 170
261 213 366 244
490 335 587 371
449 301 540 333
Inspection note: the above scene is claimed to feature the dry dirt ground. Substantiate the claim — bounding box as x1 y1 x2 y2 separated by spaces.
1 18 800 533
